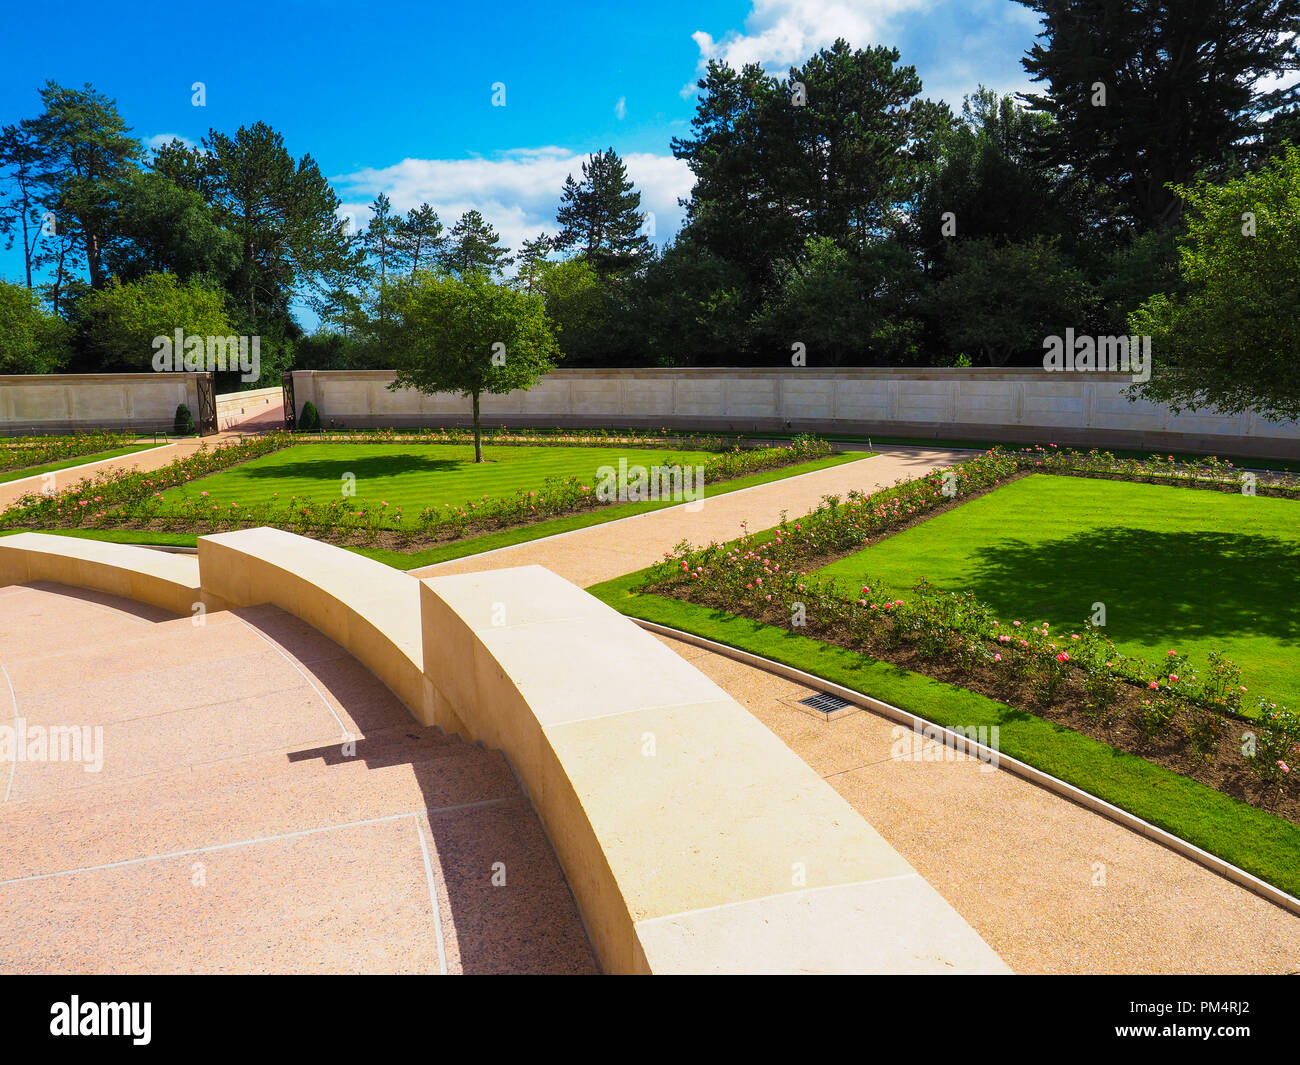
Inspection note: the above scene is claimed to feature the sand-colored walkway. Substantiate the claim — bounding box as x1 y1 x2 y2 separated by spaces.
411 446 969 585
0 581 596 974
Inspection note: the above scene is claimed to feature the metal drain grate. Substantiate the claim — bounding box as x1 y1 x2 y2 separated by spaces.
798 692 853 714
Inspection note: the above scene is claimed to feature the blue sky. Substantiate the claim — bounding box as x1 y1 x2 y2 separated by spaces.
1 0 1043 304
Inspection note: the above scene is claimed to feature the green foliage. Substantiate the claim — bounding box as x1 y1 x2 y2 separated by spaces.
672 40 942 294
444 210 512 277
173 403 196 435
554 148 653 277
0 278 71 372
105 169 239 284
27 80 143 291
392 203 446 278
932 236 1093 365
0 120 50 290
79 271 233 371
631 239 750 367
164 122 362 335
1130 145 1300 420
297 400 321 432
910 88 1066 264
1016 0 1300 228
531 257 608 365
754 236 922 365
387 271 559 459
294 330 382 371
514 232 555 295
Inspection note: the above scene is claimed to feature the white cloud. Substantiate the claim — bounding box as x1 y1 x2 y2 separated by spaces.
331 146 693 259
683 0 1042 108
1254 68 1300 97
686 0 930 91
615 96 627 120
144 132 199 154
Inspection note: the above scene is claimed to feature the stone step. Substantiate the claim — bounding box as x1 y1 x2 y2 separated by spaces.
0 729 518 882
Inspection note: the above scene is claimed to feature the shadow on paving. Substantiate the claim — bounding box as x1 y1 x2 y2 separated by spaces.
245 608 599 974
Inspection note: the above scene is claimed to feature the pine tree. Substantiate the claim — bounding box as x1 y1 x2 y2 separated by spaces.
444 209 512 276
554 148 652 277
394 203 446 277
27 81 142 290
364 193 397 290
1017 0 1300 229
514 232 554 292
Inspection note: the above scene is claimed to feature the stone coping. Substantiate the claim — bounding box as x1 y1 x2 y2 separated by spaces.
196 527 428 720
0 532 201 615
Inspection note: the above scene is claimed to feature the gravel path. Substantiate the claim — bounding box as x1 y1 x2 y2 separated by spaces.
410 446 970 585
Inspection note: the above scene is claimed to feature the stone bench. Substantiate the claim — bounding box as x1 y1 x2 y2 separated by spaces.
0 532 202 616
420 564 1010 975
197 527 429 720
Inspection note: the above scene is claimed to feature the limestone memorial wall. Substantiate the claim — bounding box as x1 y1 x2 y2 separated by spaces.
0 373 205 434
290 368 1300 460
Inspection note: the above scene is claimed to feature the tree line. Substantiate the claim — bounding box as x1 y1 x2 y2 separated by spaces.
1 0 1298 415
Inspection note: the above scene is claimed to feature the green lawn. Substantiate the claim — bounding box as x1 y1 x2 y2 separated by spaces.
159 442 724 521
0 445 157 485
46 443 863 566
816 473 1300 708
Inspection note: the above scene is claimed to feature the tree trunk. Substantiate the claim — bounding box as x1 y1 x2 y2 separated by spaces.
472 391 483 462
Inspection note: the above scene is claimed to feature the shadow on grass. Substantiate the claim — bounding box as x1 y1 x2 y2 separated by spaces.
959 527 1300 645
237 455 466 480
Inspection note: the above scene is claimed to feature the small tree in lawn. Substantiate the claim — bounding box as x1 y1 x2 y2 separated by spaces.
387 271 559 462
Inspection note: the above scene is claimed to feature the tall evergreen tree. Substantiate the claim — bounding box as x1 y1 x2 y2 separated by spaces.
671 62 802 294
1017 0 1300 228
364 193 398 292
444 209 512 276
27 81 142 290
191 121 362 330
514 232 554 293
393 203 446 277
553 148 653 276
788 40 946 246
0 120 48 290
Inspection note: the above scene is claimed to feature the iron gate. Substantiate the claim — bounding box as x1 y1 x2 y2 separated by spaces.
196 373 217 436
281 372 296 431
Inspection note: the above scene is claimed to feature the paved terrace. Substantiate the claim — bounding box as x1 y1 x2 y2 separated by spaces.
0 581 596 974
